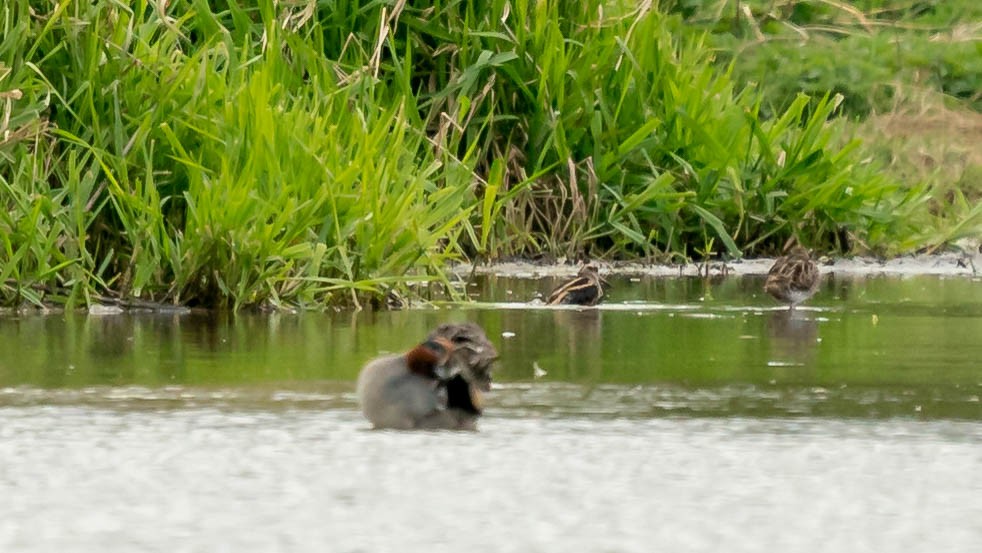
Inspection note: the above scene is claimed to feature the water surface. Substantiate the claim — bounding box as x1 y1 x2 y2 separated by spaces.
1 274 980 552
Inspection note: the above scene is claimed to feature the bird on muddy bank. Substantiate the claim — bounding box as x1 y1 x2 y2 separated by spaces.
763 246 821 310
356 323 497 430
546 264 607 306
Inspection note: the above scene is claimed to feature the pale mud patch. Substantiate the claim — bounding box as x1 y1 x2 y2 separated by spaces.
451 245 982 279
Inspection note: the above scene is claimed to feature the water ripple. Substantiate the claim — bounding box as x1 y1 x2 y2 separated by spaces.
3 381 979 421
0 405 979 553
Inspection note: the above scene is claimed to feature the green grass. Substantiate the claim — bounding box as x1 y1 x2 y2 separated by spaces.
844 98 982 250
1 0 978 309
665 0 982 250
3 0 482 309
672 0 982 115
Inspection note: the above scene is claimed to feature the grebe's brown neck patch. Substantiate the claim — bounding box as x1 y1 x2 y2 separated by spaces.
405 338 452 379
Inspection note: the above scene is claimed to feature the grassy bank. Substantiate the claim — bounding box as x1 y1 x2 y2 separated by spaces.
676 0 982 249
1 0 978 309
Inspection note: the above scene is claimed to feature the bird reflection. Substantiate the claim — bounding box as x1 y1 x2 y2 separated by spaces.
550 308 603 379
86 314 133 360
766 309 819 366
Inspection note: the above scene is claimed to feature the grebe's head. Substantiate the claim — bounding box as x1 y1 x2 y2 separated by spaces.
427 322 498 391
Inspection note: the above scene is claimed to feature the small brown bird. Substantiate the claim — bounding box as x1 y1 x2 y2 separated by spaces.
546 264 606 306
764 246 821 310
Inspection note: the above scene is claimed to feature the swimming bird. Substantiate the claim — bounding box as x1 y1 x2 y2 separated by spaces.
763 246 821 310
426 322 498 430
357 323 498 430
546 264 606 306
356 336 461 430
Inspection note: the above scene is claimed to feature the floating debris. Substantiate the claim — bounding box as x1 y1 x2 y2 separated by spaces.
88 304 125 316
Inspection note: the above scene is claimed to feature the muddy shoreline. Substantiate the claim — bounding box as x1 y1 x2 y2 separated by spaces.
451 250 981 279
3 249 978 316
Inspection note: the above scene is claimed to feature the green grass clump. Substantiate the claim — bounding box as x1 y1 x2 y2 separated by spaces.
1 0 971 309
369 1 922 259
665 0 982 249
845 101 982 249
670 0 982 116
3 0 479 309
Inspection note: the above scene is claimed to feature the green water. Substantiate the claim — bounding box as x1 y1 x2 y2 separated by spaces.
1 274 979 419
2 274 981 553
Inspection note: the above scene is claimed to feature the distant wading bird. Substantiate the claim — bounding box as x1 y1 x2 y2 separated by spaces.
763 246 821 310
356 323 497 431
546 264 607 306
